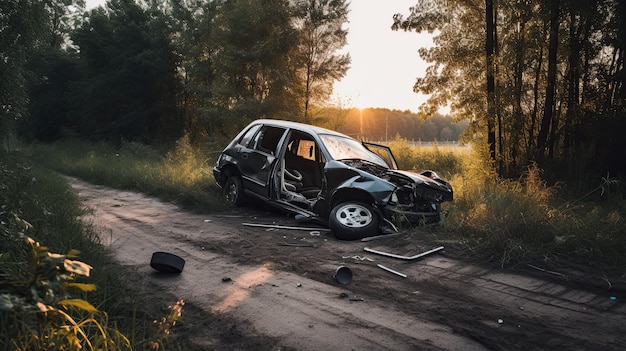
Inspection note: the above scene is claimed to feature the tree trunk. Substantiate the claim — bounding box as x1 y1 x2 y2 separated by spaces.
536 0 559 162
563 4 581 151
486 0 497 164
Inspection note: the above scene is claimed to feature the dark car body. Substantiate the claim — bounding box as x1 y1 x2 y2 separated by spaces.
213 119 453 240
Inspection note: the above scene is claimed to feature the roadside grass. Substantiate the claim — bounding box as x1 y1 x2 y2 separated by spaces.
1 150 190 350
383 138 625 281
36 136 225 213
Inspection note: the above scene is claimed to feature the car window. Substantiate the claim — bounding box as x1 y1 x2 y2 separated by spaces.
239 124 261 148
320 134 389 168
253 126 286 155
296 140 316 161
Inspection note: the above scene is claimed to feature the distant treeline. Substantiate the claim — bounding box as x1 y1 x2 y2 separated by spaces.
336 108 468 142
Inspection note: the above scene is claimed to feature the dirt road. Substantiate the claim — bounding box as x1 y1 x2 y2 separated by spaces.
68 176 626 350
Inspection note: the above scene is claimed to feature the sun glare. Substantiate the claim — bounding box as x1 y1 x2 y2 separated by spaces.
212 263 274 313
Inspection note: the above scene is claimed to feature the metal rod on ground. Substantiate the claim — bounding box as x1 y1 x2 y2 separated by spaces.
361 233 404 242
278 242 315 247
364 246 445 260
243 223 330 231
377 264 407 278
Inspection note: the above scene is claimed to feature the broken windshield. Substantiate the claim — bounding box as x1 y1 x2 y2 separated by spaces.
319 134 389 168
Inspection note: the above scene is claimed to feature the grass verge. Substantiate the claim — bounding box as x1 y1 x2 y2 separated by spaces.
1 149 188 350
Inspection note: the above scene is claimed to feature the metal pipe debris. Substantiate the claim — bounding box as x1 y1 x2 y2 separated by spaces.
243 223 330 231
361 233 404 242
364 246 444 260
376 264 407 278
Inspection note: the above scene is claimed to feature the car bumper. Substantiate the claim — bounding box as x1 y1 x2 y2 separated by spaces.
212 167 224 188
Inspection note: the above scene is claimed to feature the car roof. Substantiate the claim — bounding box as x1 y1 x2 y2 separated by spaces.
253 119 352 139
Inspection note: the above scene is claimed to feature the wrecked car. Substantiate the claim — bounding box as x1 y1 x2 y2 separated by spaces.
212 119 453 240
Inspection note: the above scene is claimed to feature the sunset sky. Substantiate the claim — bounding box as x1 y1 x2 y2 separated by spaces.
85 0 431 112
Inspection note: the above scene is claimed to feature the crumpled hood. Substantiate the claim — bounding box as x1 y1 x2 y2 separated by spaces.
389 169 454 201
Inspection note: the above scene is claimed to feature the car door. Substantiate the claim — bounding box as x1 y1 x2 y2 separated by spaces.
238 125 287 199
363 142 399 170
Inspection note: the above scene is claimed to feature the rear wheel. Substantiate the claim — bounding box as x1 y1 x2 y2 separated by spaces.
329 202 379 240
224 176 246 206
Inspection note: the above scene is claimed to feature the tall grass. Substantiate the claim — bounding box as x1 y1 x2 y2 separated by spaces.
385 137 625 278
36 136 225 212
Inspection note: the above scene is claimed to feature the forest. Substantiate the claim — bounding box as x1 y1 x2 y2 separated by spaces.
2 0 626 184
394 0 626 182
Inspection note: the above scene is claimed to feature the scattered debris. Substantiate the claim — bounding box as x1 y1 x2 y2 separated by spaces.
361 232 404 242
203 219 212 223
278 242 314 247
150 251 185 273
243 223 330 232
342 255 374 261
309 231 321 236
334 266 353 284
376 264 407 278
222 277 232 282
364 246 444 260
349 297 365 301
526 264 567 278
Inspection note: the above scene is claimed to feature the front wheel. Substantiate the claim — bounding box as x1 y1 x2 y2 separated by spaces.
329 202 379 240
223 176 246 207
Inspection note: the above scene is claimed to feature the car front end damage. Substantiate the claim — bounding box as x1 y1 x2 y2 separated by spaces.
335 159 453 229
383 170 453 225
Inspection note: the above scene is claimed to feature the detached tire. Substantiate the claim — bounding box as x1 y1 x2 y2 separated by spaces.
150 252 185 273
329 202 379 240
223 176 246 206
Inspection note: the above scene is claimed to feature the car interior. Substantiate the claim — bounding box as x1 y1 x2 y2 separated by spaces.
280 131 324 204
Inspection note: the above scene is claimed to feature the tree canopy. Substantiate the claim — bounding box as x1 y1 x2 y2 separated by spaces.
393 0 626 180
2 0 353 145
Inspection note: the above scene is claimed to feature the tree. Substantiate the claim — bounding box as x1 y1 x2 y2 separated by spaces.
209 0 300 134
69 0 182 142
535 0 559 162
166 0 219 141
292 0 351 122
1 0 85 145
393 0 626 181
485 0 496 165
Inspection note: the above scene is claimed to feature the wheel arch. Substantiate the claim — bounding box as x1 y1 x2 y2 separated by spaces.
220 164 242 183
330 188 375 209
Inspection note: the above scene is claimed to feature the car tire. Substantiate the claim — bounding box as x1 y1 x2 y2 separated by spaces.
224 176 246 206
329 202 379 240
150 252 185 273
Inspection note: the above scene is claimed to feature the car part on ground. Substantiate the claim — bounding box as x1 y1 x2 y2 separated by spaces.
363 246 445 260
150 251 185 273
